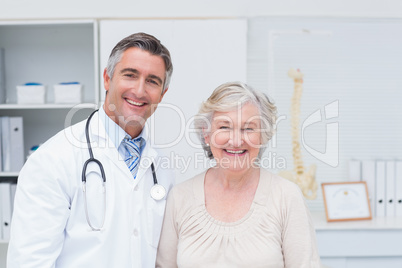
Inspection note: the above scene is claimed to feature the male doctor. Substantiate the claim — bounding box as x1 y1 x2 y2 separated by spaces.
8 32 174 267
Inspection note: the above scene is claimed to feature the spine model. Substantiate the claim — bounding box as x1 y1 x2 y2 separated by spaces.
279 68 318 200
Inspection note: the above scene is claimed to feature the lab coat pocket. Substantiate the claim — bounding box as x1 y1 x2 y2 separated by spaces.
146 199 166 248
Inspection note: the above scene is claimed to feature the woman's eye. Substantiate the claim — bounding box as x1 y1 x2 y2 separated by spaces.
219 126 230 130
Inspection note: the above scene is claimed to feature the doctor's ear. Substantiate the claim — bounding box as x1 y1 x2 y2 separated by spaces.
103 68 110 91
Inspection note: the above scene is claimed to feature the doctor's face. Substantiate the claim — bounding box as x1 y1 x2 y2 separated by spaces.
103 47 168 137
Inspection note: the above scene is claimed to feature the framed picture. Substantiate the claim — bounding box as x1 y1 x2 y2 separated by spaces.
321 181 372 222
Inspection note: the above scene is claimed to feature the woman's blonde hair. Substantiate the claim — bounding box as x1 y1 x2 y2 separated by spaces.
194 81 277 159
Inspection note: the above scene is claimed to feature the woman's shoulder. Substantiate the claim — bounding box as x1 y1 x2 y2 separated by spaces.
169 170 206 200
260 168 298 186
165 170 207 217
259 168 304 197
258 169 308 213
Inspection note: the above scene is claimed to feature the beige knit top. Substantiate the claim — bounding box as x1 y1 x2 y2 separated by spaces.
156 168 321 268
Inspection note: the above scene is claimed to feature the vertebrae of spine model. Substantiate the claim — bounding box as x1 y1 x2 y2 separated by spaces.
279 68 318 200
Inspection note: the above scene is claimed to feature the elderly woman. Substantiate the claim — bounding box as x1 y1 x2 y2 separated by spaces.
156 82 321 268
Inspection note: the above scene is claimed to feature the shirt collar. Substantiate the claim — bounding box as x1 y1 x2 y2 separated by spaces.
99 105 146 149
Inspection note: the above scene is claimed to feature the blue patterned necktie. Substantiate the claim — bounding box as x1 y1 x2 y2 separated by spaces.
122 136 143 179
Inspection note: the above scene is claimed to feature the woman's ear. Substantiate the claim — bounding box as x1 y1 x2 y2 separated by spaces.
202 128 210 146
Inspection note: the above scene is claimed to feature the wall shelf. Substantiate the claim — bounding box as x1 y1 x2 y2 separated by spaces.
0 173 18 178
0 103 98 110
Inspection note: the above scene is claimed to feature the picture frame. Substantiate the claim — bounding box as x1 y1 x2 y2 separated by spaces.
321 181 372 222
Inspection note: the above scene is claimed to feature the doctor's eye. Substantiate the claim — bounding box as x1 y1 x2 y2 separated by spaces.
124 73 137 79
146 78 161 87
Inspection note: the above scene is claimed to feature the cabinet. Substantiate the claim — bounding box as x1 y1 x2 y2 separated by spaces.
0 20 99 267
0 19 99 171
312 211 402 268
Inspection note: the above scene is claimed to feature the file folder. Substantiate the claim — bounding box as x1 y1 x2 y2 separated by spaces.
1 116 10 172
1 116 24 172
385 161 396 217
375 161 386 217
0 48 5 104
9 117 24 172
0 182 12 240
396 161 402 216
362 160 376 216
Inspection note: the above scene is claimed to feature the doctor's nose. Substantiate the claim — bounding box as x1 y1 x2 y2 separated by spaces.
132 79 146 97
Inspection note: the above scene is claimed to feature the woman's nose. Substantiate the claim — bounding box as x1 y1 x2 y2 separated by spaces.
229 130 244 147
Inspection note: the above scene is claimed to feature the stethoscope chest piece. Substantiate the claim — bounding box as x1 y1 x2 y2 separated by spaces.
150 184 166 201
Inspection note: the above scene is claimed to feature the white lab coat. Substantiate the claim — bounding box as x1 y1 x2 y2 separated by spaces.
7 112 174 268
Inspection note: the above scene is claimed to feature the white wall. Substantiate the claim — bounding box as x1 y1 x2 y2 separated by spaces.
2 0 401 213
99 19 247 183
1 0 402 19
248 17 402 210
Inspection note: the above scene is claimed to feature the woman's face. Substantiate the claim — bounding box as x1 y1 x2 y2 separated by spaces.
205 102 262 174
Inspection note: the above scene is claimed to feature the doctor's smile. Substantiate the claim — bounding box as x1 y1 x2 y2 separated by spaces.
125 98 146 107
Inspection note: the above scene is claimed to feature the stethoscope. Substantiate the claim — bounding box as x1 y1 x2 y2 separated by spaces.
82 109 166 231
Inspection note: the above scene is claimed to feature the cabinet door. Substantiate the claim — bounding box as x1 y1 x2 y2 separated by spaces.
99 19 247 183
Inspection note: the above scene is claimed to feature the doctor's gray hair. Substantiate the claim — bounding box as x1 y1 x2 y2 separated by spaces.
106 32 173 93
194 81 277 159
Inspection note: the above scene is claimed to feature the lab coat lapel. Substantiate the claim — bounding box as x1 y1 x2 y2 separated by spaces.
89 113 158 185
136 142 158 182
88 112 133 182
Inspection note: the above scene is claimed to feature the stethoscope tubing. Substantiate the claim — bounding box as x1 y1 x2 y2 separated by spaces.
82 109 166 231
